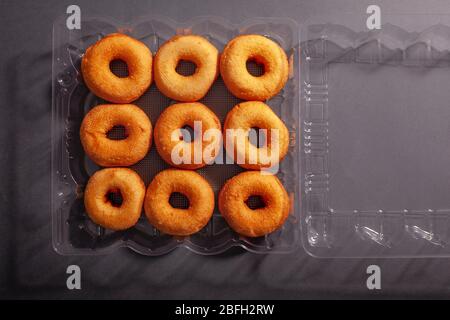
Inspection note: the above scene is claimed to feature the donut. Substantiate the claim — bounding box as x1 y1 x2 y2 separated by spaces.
154 102 221 169
220 34 289 101
144 169 215 236
84 168 145 230
218 171 290 237
154 35 219 101
81 33 152 103
223 101 289 170
80 104 152 167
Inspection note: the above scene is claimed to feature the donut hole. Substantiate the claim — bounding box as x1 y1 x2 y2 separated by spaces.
246 58 265 77
245 195 266 210
107 125 128 140
248 127 267 148
175 60 197 76
179 125 195 142
109 59 129 78
169 192 190 209
106 189 123 207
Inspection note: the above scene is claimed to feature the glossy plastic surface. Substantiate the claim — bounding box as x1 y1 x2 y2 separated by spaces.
301 14 450 257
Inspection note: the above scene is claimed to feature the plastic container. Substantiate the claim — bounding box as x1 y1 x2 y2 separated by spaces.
54 12 450 258
52 15 300 255
301 14 450 258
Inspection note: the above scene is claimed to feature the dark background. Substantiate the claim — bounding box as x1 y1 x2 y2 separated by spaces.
2 0 450 299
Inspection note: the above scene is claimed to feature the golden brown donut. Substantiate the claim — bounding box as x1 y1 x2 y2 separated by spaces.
80 104 152 167
223 101 289 170
81 33 152 103
154 35 219 101
84 168 145 230
144 169 215 236
218 171 290 237
154 102 221 169
220 34 289 101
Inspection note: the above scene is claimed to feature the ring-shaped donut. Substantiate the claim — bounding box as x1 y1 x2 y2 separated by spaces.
144 169 215 236
223 101 289 170
154 35 219 101
220 34 289 101
154 102 221 169
81 33 153 103
80 104 152 167
218 171 290 237
84 168 145 230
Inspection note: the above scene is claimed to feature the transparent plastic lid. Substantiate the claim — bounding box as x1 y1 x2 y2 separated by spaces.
300 13 450 257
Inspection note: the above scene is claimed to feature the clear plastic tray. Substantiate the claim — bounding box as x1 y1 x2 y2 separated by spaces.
301 14 450 258
52 15 300 255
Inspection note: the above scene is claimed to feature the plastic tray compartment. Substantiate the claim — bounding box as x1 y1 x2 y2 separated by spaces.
301 15 450 257
52 16 300 255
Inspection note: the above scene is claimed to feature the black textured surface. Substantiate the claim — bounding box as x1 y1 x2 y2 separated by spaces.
2 0 450 299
